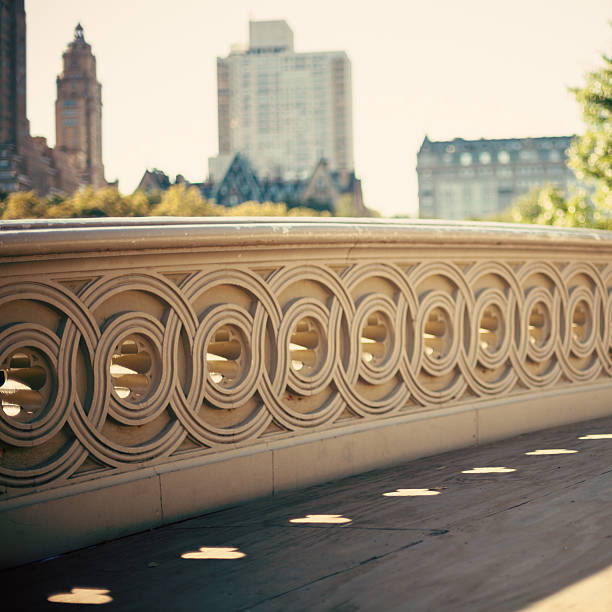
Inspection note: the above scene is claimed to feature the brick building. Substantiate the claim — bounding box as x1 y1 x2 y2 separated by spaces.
0 4 107 196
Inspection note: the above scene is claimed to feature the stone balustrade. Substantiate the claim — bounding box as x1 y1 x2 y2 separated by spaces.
1 218 612 567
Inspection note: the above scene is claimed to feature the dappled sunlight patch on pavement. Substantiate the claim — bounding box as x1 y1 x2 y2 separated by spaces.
578 434 612 440
525 449 579 455
383 488 441 497
181 547 246 560
461 467 516 474
47 588 112 605
289 514 352 524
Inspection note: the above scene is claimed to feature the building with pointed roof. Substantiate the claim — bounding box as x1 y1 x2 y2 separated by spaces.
202 154 363 213
138 155 365 214
0 10 109 197
55 23 106 189
137 169 172 193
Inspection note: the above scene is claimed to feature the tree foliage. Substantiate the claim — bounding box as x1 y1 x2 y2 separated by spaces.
221 200 331 217
151 184 220 217
506 184 608 228
334 194 360 217
567 53 612 211
1 191 46 220
0 186 330 220
46 187 150 218
505 46 612 229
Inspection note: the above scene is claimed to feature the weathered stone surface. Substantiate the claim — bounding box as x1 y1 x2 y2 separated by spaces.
3 415 612 611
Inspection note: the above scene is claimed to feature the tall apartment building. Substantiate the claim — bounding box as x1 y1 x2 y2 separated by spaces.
0 0 29 192
417 136 575 220
55 23 106 189
213 20 353 180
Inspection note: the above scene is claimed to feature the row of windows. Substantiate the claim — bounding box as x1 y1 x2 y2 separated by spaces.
441 140 568 154
421 163 568 181
237 56 332 70
424 178 568 207
422 148 564 167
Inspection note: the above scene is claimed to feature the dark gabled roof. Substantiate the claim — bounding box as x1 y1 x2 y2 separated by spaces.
196 155 359 208
305 158 358 195
212 153 262 205
137 168 171 192
260 177 306 202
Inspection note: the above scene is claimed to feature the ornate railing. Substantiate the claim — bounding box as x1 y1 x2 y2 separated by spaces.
1 218 612 566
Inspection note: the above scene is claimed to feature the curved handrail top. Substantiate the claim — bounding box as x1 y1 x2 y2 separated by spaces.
1 217 611 257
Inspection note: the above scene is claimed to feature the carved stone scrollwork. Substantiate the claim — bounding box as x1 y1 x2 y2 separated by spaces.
1 222 612 496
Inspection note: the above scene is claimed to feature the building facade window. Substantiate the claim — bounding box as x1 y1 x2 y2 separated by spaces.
498 150 510 164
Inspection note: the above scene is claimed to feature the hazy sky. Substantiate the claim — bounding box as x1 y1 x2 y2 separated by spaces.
26 0 612 216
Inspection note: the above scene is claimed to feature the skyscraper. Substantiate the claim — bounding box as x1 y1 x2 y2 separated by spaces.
55 23 106 189
213 20 353 181
0 0 29 192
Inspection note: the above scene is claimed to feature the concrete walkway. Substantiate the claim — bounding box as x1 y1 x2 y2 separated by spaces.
3 415 612 611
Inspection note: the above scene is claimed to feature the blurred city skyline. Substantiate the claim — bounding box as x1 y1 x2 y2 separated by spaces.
26 0 612 216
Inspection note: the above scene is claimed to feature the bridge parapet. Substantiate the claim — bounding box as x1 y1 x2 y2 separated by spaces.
1 218 612 567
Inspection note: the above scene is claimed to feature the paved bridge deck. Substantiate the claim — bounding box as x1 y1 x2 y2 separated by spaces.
3 415 612 611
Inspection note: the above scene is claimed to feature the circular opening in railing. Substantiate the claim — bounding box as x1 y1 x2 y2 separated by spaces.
424 307 451 360
361 312 389 365
571 299 592 344
206 325 246 387
110 335 155 402
528 301 551 348
479 304 504 353
0 349 51 421
290 317 322 375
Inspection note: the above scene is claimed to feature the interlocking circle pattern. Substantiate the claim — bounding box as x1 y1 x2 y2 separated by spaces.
1 259 611 493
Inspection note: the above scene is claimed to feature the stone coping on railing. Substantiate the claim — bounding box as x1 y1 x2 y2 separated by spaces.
2 218 612 258
1 218 612 567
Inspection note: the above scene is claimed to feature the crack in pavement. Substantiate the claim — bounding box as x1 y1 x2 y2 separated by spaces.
478 472 612 520
482 499 532 518
561 479 587 489
237 539 424 611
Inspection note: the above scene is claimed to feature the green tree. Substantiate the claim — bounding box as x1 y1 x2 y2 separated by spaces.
505 45 612 229
224 200 289 216
333 194 377 217
507 184 603 228
126 190 153 216
151 184 219 216
46 186 146 218
1 191 45 220
567 53 612 212
213 200 327 217
287 206 331 217
335 194 358 217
